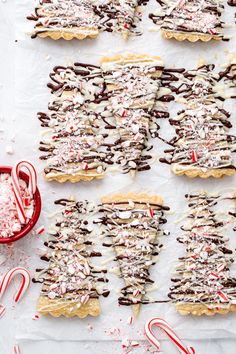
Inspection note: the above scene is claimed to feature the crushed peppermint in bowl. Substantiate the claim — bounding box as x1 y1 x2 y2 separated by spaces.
0 164 41 244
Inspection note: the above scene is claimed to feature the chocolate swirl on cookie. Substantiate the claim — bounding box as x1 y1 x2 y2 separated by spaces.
96 193 169 315
34 199 109 317
38 62 114 182
160 64 236 178
101 54 164 175
149 0 227 41
169 192 236 315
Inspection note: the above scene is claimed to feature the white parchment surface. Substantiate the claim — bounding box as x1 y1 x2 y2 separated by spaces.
1 0 236 347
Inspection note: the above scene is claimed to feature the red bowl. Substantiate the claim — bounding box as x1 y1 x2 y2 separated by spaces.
0 166 41 244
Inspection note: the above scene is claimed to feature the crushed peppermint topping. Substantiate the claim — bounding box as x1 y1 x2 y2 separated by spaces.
0 174 34 238
169 192 236 309
34 199 109 311
97 196 169 308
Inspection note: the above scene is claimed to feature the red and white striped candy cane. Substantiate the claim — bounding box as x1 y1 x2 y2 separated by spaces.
0 267 31 303
11 160 37 224
144 318 195 354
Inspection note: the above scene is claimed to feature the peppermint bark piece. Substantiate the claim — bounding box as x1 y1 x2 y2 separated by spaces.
160 64 236 178
39 63 110 182
28 0 99 40
169 192 236 316
150 0 225 42
101 54 163 176
99 193 169 316
35 199 108 318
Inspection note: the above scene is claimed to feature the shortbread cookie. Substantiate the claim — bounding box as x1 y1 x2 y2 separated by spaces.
34 199 109 318
169 192 236 316
39 63 111 182
160 64 236 177
98 192 169 316
101 54 163 175
28 0 99 40
149 0 225 41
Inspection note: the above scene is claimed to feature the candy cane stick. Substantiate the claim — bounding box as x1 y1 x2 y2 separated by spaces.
0 267 31 303
144 318 195 354
11 160 37 224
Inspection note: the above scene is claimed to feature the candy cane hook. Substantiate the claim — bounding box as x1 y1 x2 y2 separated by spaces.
144 318 195 354
0 267 31 303
11 160 37 224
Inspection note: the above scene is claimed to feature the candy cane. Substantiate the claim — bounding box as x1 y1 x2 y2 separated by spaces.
11 160 37 224
0 267 31 303
144 318 195 354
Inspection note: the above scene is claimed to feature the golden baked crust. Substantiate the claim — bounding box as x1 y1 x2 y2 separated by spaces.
161 29 222 42
31 27 98 40
37 296 101 318
176 303 236 316
100 53 163 78
171 165 235 178
45 170 105 183
101 192 163 205
101 53 162 64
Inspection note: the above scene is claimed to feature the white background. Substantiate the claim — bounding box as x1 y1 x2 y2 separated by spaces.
0 0 236 353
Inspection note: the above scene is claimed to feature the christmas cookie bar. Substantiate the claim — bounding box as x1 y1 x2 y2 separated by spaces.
27 0 99 40
169 192 236 316
98 192 169 316
101 54 164 176
39 63 111 182
150 0 225 42
160 64 236 178
34 199 109 318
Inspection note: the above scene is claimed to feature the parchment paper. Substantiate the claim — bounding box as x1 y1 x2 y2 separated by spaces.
1 0 236 344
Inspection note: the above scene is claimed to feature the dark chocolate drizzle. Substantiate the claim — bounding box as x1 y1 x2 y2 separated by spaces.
169 193 236 308
97 197 169 307
34 199 109 307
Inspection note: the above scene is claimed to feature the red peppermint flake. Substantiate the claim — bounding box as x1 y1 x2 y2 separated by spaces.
147 208 154 218
130 341 139 347
217 263 225 272
120 109 126 117
127 316 133 325
191 150 198 162
218 291 229 302
209 28 216 35
133 289 140 297
124 23 128 29
210 272 219 279
36 226 45 235
82 162 89 170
